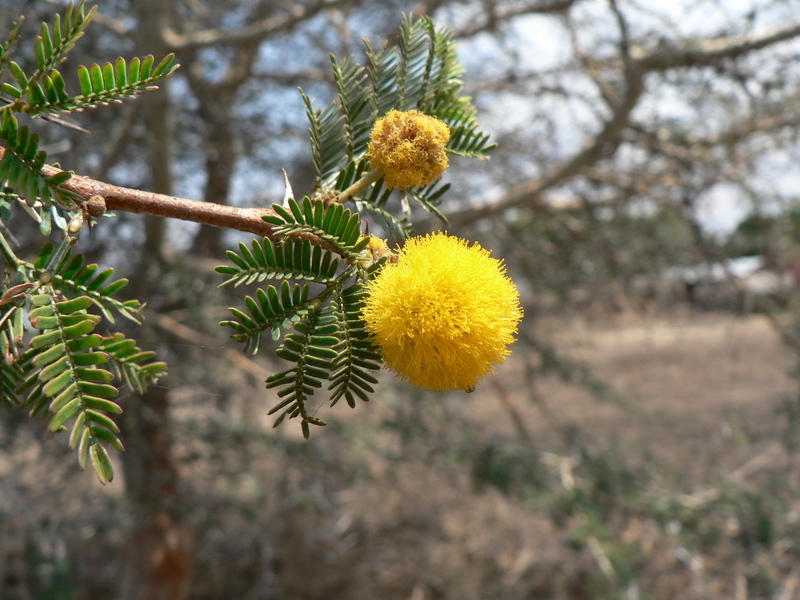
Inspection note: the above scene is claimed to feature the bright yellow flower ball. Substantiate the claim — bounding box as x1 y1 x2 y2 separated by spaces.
367 109 450 189
361 232 523 392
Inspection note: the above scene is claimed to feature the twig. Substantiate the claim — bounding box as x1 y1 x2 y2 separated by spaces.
587 535 618 584
154 313 272 380
672 443 785 508
442 17 800 229
0 146 280 237
491 379 532 443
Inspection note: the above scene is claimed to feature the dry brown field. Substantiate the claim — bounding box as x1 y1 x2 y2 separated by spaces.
3 311 800 599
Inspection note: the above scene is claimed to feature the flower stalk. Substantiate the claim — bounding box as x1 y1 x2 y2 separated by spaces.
336 168 384 203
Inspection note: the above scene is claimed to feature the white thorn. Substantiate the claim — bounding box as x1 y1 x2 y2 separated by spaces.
17 198 42 223
282 169 294 208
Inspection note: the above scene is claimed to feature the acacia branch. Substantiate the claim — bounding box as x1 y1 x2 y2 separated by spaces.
0 147 279 237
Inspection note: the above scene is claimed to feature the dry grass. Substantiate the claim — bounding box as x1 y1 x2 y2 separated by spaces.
265 312 800 599
3 311 800 599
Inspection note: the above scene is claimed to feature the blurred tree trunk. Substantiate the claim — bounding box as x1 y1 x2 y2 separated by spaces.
117 1 192 599
190 104 235 257
189 40 261 257
117 386 190 600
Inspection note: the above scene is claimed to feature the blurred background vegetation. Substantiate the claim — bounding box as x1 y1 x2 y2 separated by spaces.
4 0 800 598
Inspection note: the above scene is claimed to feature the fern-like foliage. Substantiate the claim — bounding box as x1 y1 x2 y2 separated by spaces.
32 243 143 324
0 1 177 223
303 15 494 235
218 198 384 436
216 17 495 435
0 18 24 81
266 304 339 438
13 55 178 117
0 360 23 406
326 282 381 408
218 236 342 288
31 1 97 79
100 334 167 396
0 7 494 452
262 280 382 438
17 292 121 484
0 291 26 405
0 237 166 483
263 196 369 262
0 110 73 208
0 2 176 480
15 290 166 484
223 280 315 356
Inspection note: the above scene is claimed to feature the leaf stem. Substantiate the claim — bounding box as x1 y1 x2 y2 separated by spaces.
0 230 21 268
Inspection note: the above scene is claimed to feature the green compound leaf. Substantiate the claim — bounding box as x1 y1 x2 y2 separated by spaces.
354 198 413 240
2 4 177 121
0 360 24 406
302 89 348 187
266 305 337 438
0 17 24 76
302 54 373 187
17 288 123 484
262 197 367 262
28 54 178 117
0 111 67 207
366 16 495 161
216 235 341 287
31 244 143 324
99 333 167 395
327 282 382 408
0 292 28 371
221 281 314 356
218 16 496 435
299 14 492 231
32 1 98 79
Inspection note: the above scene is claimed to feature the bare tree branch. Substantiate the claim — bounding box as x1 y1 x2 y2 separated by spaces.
634 19 800 71
162 0 353 51
450 65 645 228
454 0 577 37
448 16 800 229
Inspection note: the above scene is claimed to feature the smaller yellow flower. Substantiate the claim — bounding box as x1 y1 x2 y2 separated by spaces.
361 232 522 392
368 109 450 189
354 234 398 268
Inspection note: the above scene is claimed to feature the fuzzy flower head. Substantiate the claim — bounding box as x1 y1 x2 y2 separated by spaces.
367 109 450 189
361 232 523 392
354 234 398 268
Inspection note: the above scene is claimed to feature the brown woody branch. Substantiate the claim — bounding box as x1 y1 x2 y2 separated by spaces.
0 147 280 237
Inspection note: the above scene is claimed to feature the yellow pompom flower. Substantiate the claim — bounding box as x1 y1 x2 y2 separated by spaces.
361 232 523 392
367 109 450 189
